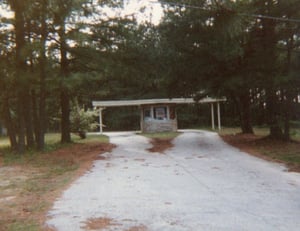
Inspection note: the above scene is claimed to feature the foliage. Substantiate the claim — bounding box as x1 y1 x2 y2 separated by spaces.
70 102 98 138
0 0 299 146
157 0 300 138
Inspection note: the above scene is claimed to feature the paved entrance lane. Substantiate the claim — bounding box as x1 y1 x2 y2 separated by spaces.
47 130 300 231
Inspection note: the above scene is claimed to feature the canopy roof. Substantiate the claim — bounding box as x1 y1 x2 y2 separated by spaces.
92 97 226 108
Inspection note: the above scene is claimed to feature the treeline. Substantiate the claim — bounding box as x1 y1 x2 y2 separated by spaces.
0 0 140 152
0 0 300 153
156 0 300 139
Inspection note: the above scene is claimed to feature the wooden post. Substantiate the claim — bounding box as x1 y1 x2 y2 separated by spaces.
211 103 215 130
99 108 104 133
217 102 221 130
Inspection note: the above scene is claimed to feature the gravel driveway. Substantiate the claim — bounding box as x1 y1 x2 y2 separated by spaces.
46 130 300 231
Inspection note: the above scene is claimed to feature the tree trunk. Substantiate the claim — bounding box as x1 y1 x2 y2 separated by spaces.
282 28 294 141
260 9 283 140
17 93 26 153
283 105 290 141
266 88 284 139
233 91 254 134
59 24 71 143
14 1 27 153
239 92 254 134
38 80 46 150
24 92 35 148
283 91 293 141
61 91 71 143
32 90 41 147
37 2 48 150
2 98 18 151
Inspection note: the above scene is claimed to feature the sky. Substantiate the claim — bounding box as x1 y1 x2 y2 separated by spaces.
0 0 164 25
122 0 164 25
0 5 13 18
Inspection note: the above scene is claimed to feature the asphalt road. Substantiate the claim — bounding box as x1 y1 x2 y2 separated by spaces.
47 130 300 231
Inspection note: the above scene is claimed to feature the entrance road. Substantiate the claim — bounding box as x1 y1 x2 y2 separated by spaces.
47 130 300 231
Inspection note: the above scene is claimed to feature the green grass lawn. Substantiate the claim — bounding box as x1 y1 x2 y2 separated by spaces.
140 131 181 140
218 126 300 141
0 133 109 166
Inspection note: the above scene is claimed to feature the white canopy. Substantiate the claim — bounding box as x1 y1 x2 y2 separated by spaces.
92 97 226 133
92 97 225 108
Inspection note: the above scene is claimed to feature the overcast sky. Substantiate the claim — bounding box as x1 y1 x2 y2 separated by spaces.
123 0 163 25
0 0 164 25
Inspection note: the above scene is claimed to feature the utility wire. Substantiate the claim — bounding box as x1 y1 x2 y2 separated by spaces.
153 0 210 11
150 0 300 24
243 14 300 24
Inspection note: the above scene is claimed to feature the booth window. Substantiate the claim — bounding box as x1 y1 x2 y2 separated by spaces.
154 106 167 120
144 108 151 120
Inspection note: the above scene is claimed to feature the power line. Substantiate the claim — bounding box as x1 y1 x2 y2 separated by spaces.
244 14 300 24
154 0 210 11
150 0 300 24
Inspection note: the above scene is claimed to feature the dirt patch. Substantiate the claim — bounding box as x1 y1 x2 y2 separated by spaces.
0 142 114 231
83 217 121 230
147 138 173 153
82 217 148 231
125 225 149 231
221 133 300 172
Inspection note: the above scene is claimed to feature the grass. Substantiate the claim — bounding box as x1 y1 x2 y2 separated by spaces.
218 127 268 136
141 131 180 140
0 133 109 164
219 126 300 141
219 127 300 172
7 221 39 231
76 134 109 143
255 140 300 170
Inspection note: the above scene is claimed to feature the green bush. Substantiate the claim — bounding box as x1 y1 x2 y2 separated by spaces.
70 103 98 138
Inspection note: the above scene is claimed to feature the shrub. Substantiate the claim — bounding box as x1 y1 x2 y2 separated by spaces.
70 103 98 139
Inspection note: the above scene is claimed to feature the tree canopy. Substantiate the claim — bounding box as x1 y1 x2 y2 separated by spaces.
0 0 299 152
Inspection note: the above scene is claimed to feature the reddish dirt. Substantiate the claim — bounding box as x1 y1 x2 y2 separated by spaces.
0 142 114 231
46 142 115 177
147 138 173 153
83 217 121 230
125 225 149 231
221 133 267 158
82 217 148 231
221 133 300 172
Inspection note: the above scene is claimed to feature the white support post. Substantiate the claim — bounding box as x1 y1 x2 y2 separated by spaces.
211 103 215 130
217 102 221 130
140 106 143 133
99 108 104 134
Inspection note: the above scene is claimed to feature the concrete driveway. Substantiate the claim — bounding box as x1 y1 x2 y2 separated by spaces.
47 130 300 231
